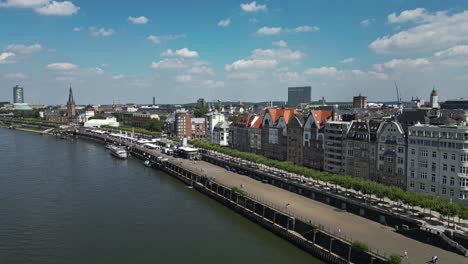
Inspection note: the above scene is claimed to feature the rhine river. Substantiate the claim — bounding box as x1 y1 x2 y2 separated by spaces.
0 129 320 264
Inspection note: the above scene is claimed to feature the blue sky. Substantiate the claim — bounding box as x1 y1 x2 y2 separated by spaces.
1 0 468 105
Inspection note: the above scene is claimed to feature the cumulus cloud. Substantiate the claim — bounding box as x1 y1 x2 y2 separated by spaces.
6 43 42 54
225 59 277 71
89 27 115 37
290 25 319 32
272 40 287 47
188 65 214 75
240 1 266 12
46 62 78 71
161 48 199 58
147 34 186 44
433 45 468 59
218 18 231 27
150 59 188 69
0 52 16 64
373 58 431 72
304 66 338 76
34 1 79 15
256 26 281 35
227 72 258 80
203 80 224 88
251 48 304 61
0 0 79 16
127 16 149 24
340 57 355 64
370 9 468 53
257 25 319 35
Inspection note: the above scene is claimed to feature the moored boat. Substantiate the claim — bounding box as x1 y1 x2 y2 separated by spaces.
109 145 128 159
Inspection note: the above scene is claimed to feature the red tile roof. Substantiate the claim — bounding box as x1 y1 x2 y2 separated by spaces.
265 108 299 126
310 110 333 128
251 116 263 128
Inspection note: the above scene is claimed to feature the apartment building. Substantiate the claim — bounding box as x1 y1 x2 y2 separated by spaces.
407 124 468 205
376 121 407 189
261 108 298 161
175 111 191 139
303 110 333 170
286 115 304 165
323 121 351 174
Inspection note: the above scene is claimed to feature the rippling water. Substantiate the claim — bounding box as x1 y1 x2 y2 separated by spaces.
0 129 320 264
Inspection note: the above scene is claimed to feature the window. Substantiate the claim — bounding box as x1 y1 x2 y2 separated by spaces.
419 183 425 190
379 155 384 161
419 160 428 168
419 150 428 157
460 191 467 200
450 177 455 186
461 167 468 175
397 157 404 164
431 185 436 193
410 159 415 168
443 176 447 184
398 147 404 153
398 168 403 175
443 164 447 171
431 174 436 183
450 189 454 197
444 153 448 159
410 170 415 178
452 154 456 160
410 181 415 188
442 187 447 194
451 165 455 172
432 152 437 158
462 155 468 162
420 171 427 179
460 178 468 187
411 148 415 155
431 162 436 172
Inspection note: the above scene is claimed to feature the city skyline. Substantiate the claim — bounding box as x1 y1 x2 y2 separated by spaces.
1 0 468 104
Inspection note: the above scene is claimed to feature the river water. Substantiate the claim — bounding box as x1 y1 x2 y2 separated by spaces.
0 129 321 264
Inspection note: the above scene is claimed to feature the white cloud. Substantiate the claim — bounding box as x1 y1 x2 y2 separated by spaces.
434 45 468 58
272 40 287 47
3 72 28 79
218 18 231 27
256 26 282 35
225 59 277 71
257 25 320 35
0 0 49 8
88 67 104 75
304 66 338 76
6 43 42 54
175 74 192 83
251 48 304 61
127 16 149 24
162 48 199 58
0 52 15 64
89 27 115 37
73 27 81 32
188 65 214 75
46 62 78 71
373 58 431 71
112 74 124 80
240 1 266 12
340 57 355 64
203 80 224 88
360 18 374 27
34 1 79 16
388 8 429 24
290 25 319 32
150 59 188 69
227 72 258 80
147 34 186 45
370 9 468 53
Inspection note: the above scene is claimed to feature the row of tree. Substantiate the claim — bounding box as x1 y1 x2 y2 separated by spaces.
190 140 468 220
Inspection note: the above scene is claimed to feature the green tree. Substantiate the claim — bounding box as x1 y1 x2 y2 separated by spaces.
193 106 208 118
112 112 123 122
145 118 163 132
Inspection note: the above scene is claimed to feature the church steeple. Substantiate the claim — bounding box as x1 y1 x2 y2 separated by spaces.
67 84 75 105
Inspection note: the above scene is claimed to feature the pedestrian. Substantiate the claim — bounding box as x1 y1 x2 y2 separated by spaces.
431 255 438 263
240 184 243 188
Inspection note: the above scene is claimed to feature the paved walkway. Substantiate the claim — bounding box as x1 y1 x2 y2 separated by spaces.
169 157 466 264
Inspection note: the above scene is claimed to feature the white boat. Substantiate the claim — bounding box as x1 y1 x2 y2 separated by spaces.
144 160 153 167
109 145 128 159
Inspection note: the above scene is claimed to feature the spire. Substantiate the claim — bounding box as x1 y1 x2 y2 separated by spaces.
67 84 75 105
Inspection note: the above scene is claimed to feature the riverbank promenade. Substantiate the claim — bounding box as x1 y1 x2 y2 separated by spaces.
164 154 466 264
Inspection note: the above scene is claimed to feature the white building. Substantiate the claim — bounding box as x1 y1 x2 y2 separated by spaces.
407 124 468 205
212 121 230 146
205 111 226 142
84 117 119 128
77 111 95 123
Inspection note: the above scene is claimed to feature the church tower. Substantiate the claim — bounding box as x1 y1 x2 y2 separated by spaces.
67 85 76 118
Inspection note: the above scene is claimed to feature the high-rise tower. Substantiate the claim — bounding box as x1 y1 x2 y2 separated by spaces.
13 85 24 104
430 88 439 108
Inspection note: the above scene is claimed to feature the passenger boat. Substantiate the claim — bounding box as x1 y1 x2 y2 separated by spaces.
109 145 128 159
144 160 153 167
